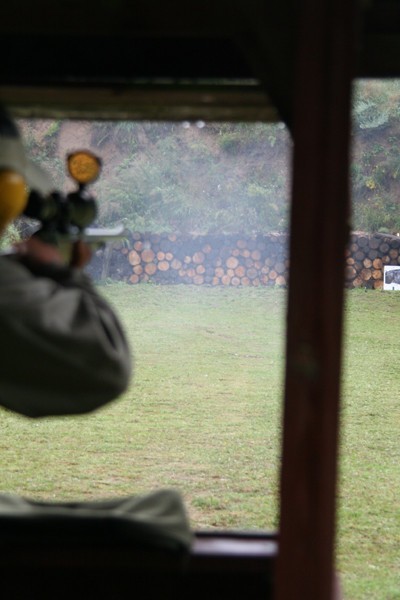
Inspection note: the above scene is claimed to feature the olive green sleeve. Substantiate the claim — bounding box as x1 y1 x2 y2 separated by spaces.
0 257 133 417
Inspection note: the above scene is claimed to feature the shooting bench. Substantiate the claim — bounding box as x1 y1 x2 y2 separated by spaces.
0 528 277 599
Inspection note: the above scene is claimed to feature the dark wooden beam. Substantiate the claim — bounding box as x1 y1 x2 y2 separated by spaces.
275 1 356 598
0 84 278 123
0 532 277 599
0 1 298 126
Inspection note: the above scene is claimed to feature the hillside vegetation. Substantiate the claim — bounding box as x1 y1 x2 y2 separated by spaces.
15 79 400 236
19 120 292 235
352 79 400 233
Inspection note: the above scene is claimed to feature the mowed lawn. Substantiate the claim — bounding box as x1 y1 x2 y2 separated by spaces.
0 284 399 599
339 290 400 600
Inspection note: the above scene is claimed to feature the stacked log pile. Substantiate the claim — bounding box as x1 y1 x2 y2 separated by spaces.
89 231 289 287
345 232 400 289
87 231 400 288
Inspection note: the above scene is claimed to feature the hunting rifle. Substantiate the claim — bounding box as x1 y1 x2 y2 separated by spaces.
22 150 127 259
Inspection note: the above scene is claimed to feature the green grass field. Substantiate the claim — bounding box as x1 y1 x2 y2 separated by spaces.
0 284 399 599
339 290 400 599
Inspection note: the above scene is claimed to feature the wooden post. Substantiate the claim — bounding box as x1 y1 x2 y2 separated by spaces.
276 1 356 599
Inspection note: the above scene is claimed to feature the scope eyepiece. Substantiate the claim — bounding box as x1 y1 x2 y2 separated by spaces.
23 191 59 222
23 189 97 234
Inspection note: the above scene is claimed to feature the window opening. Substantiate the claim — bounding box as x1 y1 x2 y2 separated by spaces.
338 78 400 599
0 118 291 531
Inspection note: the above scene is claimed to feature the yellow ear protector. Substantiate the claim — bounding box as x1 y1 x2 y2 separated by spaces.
0 169 28 231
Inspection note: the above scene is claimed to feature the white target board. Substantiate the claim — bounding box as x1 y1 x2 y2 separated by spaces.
383 265 400 290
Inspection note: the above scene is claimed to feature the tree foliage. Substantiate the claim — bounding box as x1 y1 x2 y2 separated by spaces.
92 121 291 234
15 79 400 236
351 79 400 233
0 222 21 250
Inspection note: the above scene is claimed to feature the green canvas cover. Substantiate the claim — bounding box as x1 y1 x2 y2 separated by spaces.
0 488 192 554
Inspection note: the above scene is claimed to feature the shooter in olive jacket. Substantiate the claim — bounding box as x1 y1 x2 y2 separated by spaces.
0 110 132 417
